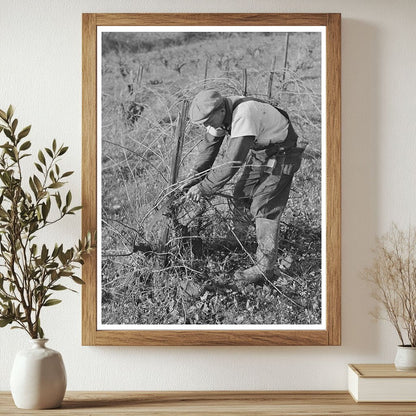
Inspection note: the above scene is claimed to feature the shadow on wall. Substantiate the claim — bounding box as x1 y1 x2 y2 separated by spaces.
341 19 381 355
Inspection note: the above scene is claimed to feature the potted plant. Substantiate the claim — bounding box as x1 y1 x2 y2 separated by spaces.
363 223 416 370
0 105 94 408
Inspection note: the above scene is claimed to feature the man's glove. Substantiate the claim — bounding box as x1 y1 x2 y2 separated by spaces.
185 184 204 202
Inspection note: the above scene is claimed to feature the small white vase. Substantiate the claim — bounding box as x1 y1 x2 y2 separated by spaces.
394 345 416 371
10 338 67 409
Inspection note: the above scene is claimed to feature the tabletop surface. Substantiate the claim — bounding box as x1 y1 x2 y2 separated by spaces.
2 391 416 415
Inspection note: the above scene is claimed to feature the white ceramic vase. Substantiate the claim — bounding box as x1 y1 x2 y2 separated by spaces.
10 338 67 409
394 345 416 371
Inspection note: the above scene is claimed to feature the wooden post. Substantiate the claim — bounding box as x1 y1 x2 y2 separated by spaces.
170 100 189 183
242 69 248 96
282 33 290 87
129 65 144 93
267 56 277 99
160 100 189 264
137 65 144 88
203 58 209 89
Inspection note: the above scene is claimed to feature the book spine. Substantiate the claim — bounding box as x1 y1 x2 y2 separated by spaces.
347 366 359 402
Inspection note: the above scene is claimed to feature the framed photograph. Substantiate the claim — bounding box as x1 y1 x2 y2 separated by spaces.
82 13 341 346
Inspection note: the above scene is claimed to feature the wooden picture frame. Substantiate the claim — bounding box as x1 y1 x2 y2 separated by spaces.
82 13 341 346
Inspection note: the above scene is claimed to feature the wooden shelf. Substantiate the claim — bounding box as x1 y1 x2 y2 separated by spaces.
2 391 416 415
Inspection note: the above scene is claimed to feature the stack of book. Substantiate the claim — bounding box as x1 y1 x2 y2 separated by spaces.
348 364 416 402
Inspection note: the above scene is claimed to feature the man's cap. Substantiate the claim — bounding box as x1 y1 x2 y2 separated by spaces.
189 90 224 124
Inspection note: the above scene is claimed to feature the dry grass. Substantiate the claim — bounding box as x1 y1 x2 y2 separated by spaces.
363 224 416 346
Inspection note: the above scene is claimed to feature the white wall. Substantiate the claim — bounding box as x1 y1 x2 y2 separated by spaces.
1 0 415 391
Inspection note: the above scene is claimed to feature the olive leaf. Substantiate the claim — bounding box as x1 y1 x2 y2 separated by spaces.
43 299 62 307
18 125 31 140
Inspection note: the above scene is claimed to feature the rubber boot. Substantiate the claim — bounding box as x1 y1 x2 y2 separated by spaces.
234 218 280 285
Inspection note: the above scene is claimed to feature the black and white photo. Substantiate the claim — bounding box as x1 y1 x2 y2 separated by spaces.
97 27 325 329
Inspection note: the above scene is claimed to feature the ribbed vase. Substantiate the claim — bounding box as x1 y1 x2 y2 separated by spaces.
10 339 66 409
394 345 416 371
